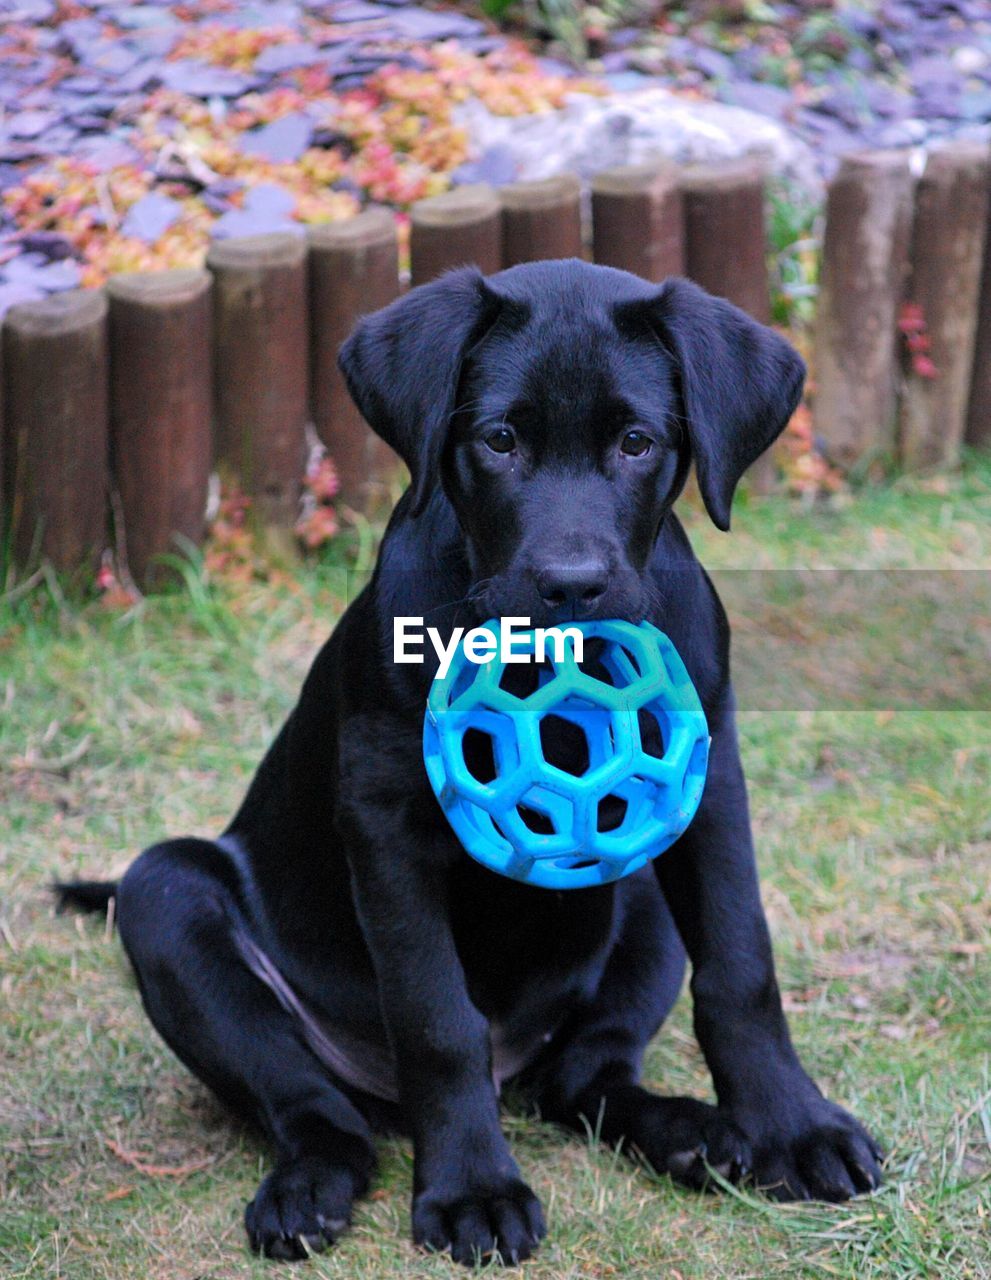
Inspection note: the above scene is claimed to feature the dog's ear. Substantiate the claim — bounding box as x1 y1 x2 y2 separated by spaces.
338 267 513 516
616 277 805 530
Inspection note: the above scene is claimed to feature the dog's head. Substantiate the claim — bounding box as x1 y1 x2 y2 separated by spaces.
339 259 804 625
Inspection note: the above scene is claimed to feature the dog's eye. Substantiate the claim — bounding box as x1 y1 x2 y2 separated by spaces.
484 427 517 455
620 430 652 457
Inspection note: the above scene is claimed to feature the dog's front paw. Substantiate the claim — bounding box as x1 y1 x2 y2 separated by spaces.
245 1156 360 1260
413 1176 546 1266
742 1097 884 1203
629 1096 752 1191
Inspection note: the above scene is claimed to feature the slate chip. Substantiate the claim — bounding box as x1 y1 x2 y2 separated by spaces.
120 192 182 242
238 112 314 162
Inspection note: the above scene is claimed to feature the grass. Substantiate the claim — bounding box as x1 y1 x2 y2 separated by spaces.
2 461 990 1280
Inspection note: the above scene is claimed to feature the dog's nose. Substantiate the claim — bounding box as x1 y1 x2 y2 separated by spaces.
535 560 609 611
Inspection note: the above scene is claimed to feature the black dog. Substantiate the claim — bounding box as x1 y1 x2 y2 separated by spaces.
60 260 882 1265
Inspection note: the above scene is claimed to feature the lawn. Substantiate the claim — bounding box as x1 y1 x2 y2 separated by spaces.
2 461 990 1280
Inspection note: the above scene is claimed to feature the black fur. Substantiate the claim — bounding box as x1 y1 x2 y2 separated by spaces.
61 261 881 1265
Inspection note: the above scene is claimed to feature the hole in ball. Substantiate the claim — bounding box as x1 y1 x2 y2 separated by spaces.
462 727 496 783
517 803 556 834
596 793 629 832
539 713 591 776
498 659 550 699
637 708 669 760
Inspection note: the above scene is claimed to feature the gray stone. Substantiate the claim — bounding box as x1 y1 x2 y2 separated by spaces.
113 4 178 27
0 281 44 316
254 42 322 74
238 112 313 162
6 110 59 139
3 253 82 292
453 87 822 200
160 60 255 97
121 192 182 242
450 144 518 187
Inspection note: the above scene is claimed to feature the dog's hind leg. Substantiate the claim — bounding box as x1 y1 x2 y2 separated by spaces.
117 837 377 1260
523 875 752 1191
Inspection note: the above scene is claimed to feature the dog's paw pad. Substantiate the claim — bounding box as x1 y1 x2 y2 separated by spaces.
413 1177 546 1267
245 1156 360 1259
749 1106 884 1203
632 1097 752 1192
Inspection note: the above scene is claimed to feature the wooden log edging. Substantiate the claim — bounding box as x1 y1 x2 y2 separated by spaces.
681 158 771 323
106 269 213 589
500 174 583 267
591 163 684 282
966 197 991 448
410 184 502 286
680 158 775 490
308 209 401 511
2 153 991 588
2 290 108 576
208 233 309 527
898 140 991 469
813 150 915 468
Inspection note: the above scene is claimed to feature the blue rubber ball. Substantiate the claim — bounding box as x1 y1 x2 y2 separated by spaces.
422 619 709 890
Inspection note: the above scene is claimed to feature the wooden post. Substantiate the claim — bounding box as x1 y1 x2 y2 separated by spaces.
899 140 991 468
591 163 684 282
500 173 583 268
3 290 108 575
207 233 308 527
106 269 212 589
0 327 4 564
309 209 401 510
681 159 771 322
681 159 775 489
410 184 502 287
813 151 914 467
966 204 991 449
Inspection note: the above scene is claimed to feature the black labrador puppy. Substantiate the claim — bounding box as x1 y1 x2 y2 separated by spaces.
60 260 882 1265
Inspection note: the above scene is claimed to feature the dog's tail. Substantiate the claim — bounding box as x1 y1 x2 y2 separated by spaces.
53 879 119 914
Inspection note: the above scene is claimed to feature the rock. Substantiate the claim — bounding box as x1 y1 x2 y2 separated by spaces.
213 1 301 27
113 4 179 27
910 55 961 90
6 110 59 139
86 42 141 75
386 8 484 39
19 231 76 260
453 86 822 201
3 252 82 291
814 87 871 130
953 46 990 76
160 60 256 97
116 60 164 93
238 112 313 162
0 280 44 317
917 85 963 118
73 137 140 171
254 42 322 75
958 91 991 122
450 143 519 186
690 47 733 80
124 29 178 58
717 80 795 120
211 207 303 238
324 1 394 21
1 0 55 18
0 162 25 190
863 82 912 118
121 192 182 242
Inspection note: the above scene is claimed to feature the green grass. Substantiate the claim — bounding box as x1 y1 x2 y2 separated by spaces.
2 462 990 1280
